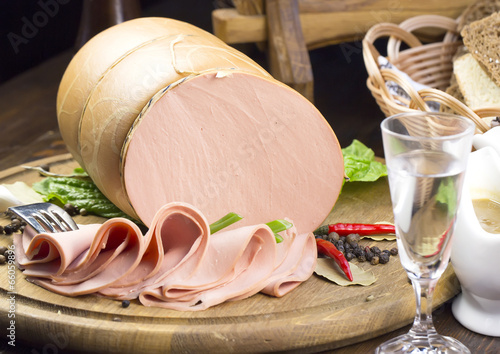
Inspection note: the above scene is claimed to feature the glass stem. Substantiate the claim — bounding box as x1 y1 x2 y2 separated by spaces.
409 277 439 341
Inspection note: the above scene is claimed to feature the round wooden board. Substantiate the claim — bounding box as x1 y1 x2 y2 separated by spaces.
0 154 460 353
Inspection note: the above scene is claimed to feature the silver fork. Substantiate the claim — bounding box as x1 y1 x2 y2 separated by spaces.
8 202 79 233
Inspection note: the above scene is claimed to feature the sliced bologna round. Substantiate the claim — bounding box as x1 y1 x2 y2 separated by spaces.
56 17 344 232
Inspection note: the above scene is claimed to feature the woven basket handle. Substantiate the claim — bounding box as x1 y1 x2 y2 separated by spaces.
380 68 430 111
387 15 459 59
410 88 489 133
362 23 422 100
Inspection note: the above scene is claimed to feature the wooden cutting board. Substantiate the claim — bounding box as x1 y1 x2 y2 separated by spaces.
0 154 460 353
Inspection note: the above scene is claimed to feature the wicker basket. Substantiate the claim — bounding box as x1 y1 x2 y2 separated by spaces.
362 14 499 133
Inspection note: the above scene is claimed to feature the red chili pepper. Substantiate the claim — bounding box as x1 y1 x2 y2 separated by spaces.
315 223 395 236
316 238 353 281
428 223 452 257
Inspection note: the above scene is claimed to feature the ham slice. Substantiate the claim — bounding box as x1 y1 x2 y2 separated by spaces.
14 202 317 311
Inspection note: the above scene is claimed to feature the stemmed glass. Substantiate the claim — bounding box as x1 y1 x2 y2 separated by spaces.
377 112 475 353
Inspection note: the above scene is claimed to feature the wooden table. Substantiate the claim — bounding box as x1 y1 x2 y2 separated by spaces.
0 51 499 353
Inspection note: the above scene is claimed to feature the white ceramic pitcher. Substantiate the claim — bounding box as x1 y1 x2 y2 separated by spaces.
451 143 500 337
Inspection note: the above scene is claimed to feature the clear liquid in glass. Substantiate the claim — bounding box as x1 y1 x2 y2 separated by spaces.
387 150 465 280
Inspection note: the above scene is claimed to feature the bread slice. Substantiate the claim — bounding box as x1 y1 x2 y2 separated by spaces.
461 12 500 86
442 46 468 108
457 0 500 31
454 52 500 109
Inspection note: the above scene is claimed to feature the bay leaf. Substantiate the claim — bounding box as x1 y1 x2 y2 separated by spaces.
362 221 396 241
362 234 396 241
315 258 376 286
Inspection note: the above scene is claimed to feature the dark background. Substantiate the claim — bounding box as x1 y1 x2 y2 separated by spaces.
0 0 385 154
0 0 214 83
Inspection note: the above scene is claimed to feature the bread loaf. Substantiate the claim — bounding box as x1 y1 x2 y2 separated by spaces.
461 12 500 86
454 52 500 109
457 0 500 31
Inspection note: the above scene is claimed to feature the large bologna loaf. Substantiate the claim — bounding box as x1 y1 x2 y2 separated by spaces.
56 17 344 233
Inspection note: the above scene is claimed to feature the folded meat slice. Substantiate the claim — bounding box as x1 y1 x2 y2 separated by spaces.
99 202 210 298
261 230 317 297
14 202 318 310
13 224 101 275
139 224 277 310
22 219 144 296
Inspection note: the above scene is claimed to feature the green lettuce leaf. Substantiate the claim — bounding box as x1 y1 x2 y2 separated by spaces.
32 175 132 220
342 139 387 183
435 176 458 216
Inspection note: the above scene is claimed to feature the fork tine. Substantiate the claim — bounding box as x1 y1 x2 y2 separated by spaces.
48 205 78 231
38 210 67 232
33 211 60 233
48 209 75 232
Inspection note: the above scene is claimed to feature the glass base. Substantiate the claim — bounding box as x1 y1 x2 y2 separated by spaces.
375 332 471 354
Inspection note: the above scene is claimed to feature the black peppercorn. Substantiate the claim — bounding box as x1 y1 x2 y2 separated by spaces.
121 300 130 308
4 225 14 235
346 233 360 246
327 232 339 243
0 255 6 265
371 246 381 255
365 250 374 261
357 255 367 262
11 219 21 227
64 203 79 216
0 246 7 255
345 252 355 261
379 252 390 264
390 248 398 256
9 223 20 233
353 247 365 258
